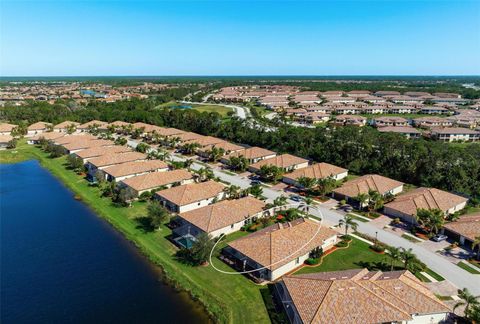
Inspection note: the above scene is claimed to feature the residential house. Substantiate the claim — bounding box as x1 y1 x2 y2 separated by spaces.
420 107 451 115
333 174 404 206
361 105 389 114
155 180 225 213
77 120 109 132
346 90 371 97
71 145 132 163
443 214 480 248
327 97 356 104
86 151 147 177
173 196 266 245
334 106 362 114
222 147 276 164
28 131 65 144
223 218 337 281
197 141 244 158
62 139 114 154
374 91 401 97
362 95 387 104
333 115 367 127
377 126 422 139
53 121 80 133
275 268 450 324
384 187 468 224
283 162 348 187
27 121 52 136
249 154 309 173
430 127 480 142
413 117 453 128
100 159 169 182
0 135 13 149
390 106 419 114
0 123 18 135
373 116 409 127
119 169 194 196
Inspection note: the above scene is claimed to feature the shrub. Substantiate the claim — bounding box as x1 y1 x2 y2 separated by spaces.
305 258 320 265
335 240 348 248
370 244 385 253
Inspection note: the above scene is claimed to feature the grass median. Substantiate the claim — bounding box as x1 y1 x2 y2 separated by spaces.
0 141 270 324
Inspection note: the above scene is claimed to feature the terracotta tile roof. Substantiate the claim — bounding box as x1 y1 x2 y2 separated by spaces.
378 126 421 134
0 123 18 132
200 141 244 153
74 145 131 159
374 116 408 123
120 169 192 191
27 121 52 131
385 187 468 216
62 139 114 151
282 269 450 324
283 162 347 181
333 174 404 197
431 127 480 135
225 146 276 160
154 127 185 137
31 132 65 141
182 136 224 147
109 121 131 127
0 134 13 143
176 132 204 142
444 214 480 241
179 197 266 233
88 151 146 168
53 121 79 129
54 134 97 144
132 122 159 133
228 218 337 271
101 159 168 179
250 154 308 170
155 180 224 206
77 120 108 129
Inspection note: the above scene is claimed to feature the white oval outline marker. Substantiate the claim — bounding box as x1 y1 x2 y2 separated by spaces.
208 206 324 275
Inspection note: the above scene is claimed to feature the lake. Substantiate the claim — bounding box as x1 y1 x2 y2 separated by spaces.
0 160 210 324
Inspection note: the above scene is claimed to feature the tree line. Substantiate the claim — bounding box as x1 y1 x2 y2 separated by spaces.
2 99 479 200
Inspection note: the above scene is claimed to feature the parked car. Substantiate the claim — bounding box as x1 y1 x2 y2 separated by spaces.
432 234 448 242
340 204 353 212
290 195 302 202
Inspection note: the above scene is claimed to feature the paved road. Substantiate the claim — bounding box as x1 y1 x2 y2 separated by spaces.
127 137 480 294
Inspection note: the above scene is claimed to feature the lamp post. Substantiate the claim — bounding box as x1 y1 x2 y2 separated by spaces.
375 231 378 245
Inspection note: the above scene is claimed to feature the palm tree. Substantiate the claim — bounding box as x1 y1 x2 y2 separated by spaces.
273 195 288 207
386 246 402 271
338 214 358 236
317 176 337 197
208 147 225 162
472 236 480 260
224 185 241 199
367 190 383 212
354 193 369 210
300 197 314 215
400 248 416 270
454 288 480 318
297 176 317 194
183 159 194 169
249 184 264 199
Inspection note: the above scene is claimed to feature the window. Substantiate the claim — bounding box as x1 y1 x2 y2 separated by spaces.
295 257 300 265
231 224 234 229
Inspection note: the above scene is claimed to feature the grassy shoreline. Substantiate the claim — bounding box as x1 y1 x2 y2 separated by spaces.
0 141 270 324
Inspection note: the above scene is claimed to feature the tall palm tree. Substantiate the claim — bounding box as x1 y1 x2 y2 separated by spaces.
354 193 369 210
454 288 480 318
224 185 241 199
386 246 402 271
297 176 317 194
273 195 288 207
338 214 358 236
400 248 416 270
300 197 314 214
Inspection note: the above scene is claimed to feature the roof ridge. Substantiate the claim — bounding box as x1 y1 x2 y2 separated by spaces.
205 204 216 232
310 280 335 323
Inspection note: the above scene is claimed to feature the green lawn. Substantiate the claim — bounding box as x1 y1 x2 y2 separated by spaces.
294 238 400 274
424 268 445 281
156 101 233 117
457 261 480 274
0 141 270 324
401 234 423 243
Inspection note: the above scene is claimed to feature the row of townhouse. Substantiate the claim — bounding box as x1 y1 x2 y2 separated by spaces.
24 119 460 323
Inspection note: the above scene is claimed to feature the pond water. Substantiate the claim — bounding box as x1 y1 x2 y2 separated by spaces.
0 160 210 324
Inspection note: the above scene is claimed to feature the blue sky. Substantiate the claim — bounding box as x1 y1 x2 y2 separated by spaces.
1 0 479 76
